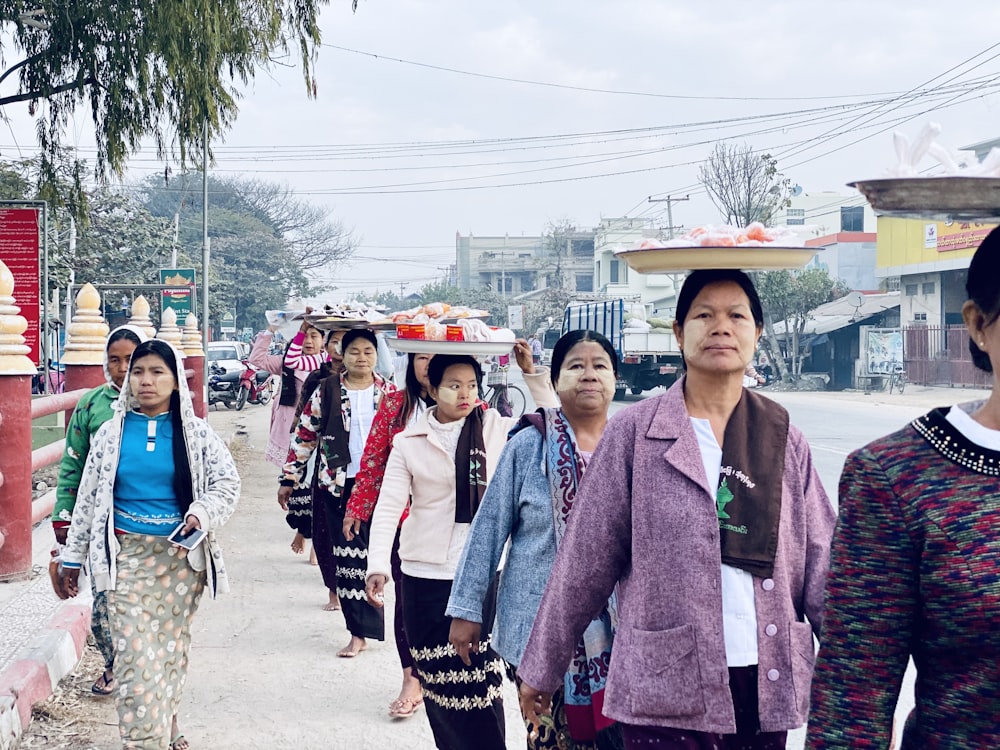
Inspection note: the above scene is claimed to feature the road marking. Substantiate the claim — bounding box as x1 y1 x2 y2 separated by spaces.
809 443 852 456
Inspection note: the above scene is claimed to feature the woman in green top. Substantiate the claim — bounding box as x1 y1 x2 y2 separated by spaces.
53 324 147 696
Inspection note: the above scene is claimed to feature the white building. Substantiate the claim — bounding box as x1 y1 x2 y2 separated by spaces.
773 189 877 236
455 229 595 294
593 217 681 316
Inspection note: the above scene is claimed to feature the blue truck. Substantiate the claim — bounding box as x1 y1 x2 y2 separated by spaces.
563 299 683 400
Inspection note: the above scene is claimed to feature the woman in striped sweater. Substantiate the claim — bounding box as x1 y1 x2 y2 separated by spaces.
807 226 1000 749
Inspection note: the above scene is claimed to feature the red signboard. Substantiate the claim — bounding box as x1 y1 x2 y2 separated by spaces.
0 208 41 364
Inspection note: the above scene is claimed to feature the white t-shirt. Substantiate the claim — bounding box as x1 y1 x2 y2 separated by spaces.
690 417 759 667
947 402 1000 450
347 385 376 478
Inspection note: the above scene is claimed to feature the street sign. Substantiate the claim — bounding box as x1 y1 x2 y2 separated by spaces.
159 268 196 324
220 310 237 334
507 304 525 331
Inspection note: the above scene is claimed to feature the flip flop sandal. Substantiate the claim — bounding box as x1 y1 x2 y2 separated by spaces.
389 697 424 718
170 734 189 750
91 672 115 695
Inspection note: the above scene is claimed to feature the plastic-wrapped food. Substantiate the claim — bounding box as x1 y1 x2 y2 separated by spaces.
884 122 1000 177
458 318 492 341
628 222 803 249
425 322 448 341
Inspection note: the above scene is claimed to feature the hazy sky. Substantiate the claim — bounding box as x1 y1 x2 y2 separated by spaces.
3 0 1000 300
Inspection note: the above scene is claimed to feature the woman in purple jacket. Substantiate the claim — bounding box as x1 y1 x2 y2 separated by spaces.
517 270 835 750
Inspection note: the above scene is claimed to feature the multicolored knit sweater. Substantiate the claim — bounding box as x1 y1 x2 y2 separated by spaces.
807 404 1000 749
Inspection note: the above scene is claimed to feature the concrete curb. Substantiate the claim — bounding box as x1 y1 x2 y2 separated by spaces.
0 602 91 750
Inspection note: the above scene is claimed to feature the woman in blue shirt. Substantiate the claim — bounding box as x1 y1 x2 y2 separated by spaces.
61 340 240 750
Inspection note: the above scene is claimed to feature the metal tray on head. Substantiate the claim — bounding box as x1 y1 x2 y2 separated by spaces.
302 314 396 331
848 177 1000 222
383 335 515 356
615 246 817 273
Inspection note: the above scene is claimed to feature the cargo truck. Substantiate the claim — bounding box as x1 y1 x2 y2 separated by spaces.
562 299 683 400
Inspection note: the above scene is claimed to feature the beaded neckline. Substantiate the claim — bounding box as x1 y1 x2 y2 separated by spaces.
912 407 1000 476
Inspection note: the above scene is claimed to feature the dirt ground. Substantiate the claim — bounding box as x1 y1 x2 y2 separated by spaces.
19 643 119 749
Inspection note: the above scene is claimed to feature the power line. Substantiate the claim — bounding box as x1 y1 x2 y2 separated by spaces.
322 42 976 103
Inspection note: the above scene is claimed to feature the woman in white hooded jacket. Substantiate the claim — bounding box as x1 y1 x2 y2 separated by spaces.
60 339 240 750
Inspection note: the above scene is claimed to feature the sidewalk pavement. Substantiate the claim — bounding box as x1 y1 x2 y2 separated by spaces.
0 382 993 748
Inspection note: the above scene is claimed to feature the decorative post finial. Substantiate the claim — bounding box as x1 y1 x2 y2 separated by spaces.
181 313 205 356
156 306 184 352
62 282 109 365
129 295 157 339
0 259 36 374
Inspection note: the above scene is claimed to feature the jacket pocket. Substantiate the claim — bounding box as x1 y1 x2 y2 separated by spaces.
788 620 816 716
624 623 706 719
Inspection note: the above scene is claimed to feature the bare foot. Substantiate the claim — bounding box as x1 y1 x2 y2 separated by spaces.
291 533 305 554
323 590 341 611
337 636 367 658
308 545 318 565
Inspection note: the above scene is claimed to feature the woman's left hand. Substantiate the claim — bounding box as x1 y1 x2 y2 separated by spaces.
513 339 535 374
519 682 553 744
179 514 201 535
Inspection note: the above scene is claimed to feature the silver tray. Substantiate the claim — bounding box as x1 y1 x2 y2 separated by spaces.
383 335 515 356
849 177 1000 222
302 314 397 331
616 246 816 273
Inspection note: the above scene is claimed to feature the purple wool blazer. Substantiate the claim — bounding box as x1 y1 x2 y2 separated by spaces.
517 378 835 734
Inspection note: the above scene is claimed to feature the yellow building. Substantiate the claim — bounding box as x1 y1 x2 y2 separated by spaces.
877 217 996 326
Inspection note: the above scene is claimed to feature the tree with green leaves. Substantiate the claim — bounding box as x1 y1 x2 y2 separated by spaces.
0 0 329 188
756 268 848 378
140 172 354 332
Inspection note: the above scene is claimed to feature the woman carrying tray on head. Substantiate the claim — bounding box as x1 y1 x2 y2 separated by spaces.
346 349 436 718
281 328 395 658
364 341 556 749
517 269 835 750
807 226 1000 748
292 328 346 612
249 309 330 557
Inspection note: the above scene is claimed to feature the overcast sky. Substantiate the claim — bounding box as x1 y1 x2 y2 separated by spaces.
4 0 1000 300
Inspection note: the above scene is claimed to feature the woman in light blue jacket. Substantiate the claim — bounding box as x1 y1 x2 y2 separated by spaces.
446 330 622 750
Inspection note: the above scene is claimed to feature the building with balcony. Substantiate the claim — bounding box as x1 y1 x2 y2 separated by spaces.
593 217 680 315
455 228 596 295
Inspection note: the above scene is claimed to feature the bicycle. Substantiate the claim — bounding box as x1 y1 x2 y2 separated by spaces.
482 365 526 419
888 364 906 395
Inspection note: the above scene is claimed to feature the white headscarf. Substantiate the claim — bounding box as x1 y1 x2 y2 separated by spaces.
102 324 149 389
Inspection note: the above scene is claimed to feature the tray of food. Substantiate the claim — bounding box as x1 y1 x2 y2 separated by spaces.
384 335 515 356
302 315 397 331
849 123 1000 221
848 176 1000 222
615 223 815 272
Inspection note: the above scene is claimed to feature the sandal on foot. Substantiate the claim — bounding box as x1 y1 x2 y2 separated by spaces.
170 734 189 750
389 697 424 718
91 671 115 695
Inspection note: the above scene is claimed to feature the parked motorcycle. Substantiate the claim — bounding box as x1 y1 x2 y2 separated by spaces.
235 359 275 410
208 362 242 409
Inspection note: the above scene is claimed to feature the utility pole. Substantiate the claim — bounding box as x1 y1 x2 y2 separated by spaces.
501 233 507 299
648 195 690 239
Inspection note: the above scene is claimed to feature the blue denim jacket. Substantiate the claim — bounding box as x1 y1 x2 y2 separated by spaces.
446 425 556 666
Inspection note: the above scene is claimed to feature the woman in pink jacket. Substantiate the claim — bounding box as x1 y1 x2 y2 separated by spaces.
518 270 835 750
248 312 329 556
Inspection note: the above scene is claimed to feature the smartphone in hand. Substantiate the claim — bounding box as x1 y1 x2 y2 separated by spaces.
168 523 207 550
